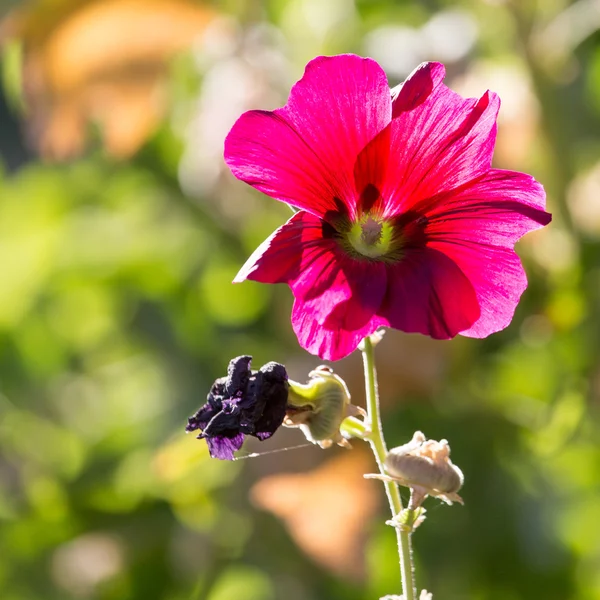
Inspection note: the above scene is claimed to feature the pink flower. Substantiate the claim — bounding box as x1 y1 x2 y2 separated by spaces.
224 55 551 361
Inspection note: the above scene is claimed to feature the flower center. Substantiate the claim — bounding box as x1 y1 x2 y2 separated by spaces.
360 216 383 246
346 214 398 260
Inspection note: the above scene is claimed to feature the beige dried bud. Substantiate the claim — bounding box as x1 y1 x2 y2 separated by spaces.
381 591 432 600
383 431 464 506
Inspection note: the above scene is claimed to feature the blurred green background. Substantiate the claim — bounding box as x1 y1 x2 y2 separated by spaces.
0 0 599 599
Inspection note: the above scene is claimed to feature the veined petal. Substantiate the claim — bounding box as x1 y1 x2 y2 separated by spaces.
290 250 387 330
292 300 387 361
423 170 551 338
383 64 500 217
317 259 387 331
235 210 388 329
224 110 343 217
429 241 527 338
380 248 480 339
421 169 551 246
391 61 446 116
234 211 328 285
233 211 348 325
353 124 391 216
225 54 392 219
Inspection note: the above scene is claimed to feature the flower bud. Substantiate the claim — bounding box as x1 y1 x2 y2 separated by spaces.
284 366 365 448
381 591 432 600
381 592 432 600
383 431 464 505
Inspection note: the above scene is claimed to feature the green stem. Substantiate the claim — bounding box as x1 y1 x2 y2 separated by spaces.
361 336 416 600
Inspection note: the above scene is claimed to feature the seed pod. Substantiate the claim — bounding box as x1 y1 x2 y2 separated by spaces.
381 431 464 505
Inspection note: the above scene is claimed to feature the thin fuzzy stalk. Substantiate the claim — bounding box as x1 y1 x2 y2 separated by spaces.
361 336 416 600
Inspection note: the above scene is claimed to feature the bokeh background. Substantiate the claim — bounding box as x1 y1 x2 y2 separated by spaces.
0 0 599 599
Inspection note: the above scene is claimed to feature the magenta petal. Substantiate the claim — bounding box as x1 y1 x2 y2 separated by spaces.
431 242 527 338
234 212 344 322
380 249 480 339
383 80 500 217
225 54 391 218
354 124 391 215
319 259 387 330
292 299 387 361
423 169 551 246
290 257 387 359
293 251 385 330
225 110 342 217
234 211 328 285
424 169 551 337
236 208 389 330
391 62 446 117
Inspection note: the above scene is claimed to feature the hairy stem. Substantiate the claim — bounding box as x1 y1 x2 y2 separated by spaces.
361 336 416 600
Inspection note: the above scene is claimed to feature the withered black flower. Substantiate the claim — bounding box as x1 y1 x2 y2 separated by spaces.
186 356 289 460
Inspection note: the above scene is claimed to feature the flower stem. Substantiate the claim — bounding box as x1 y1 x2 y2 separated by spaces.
361 335 416 600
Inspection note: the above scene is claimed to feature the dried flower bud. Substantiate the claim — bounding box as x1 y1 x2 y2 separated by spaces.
284 366 365 448
381 592 432 600
384 431 464 505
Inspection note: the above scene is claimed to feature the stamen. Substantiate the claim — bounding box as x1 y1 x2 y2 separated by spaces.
361 217 383 246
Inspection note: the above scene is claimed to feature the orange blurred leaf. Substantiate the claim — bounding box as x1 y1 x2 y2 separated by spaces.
251 449 380 580
4 0 215 159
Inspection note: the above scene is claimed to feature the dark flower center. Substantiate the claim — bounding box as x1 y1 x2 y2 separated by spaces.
324 189 422 263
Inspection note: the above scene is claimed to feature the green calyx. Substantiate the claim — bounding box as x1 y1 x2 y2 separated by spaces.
285 366 367 448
